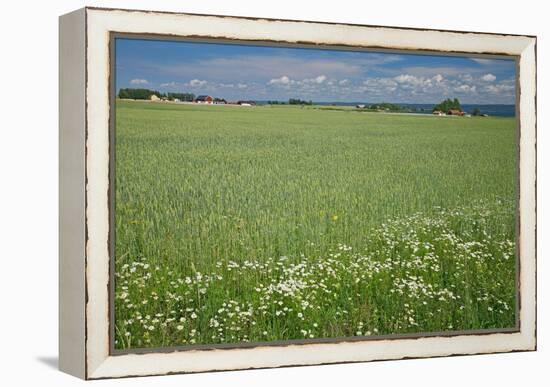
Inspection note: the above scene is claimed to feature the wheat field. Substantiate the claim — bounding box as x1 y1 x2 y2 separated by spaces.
114 100 517 349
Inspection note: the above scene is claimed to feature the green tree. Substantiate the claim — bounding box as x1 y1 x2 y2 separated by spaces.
433 98 462 113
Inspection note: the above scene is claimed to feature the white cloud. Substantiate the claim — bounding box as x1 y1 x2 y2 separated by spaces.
269 75 326 88
485 83 515 93
339 79 349 85
393 74 426 86
454 84 476 93
393 74 441 87
130 78 149 85
159 81 178 88
188 79 207 87
268 75 291 85
481 73 497 82
314 75 327 84
237 83 248 89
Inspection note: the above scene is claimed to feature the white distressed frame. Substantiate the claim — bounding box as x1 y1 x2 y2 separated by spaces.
59 7 537 380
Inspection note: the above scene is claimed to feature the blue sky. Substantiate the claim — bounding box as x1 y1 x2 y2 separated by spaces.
116 38 516 104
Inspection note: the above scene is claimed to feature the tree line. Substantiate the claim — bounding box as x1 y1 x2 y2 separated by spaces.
367 102 404 111
118 88 196 102
267 99 313 105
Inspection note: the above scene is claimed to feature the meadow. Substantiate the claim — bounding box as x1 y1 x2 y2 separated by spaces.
114 100 517 349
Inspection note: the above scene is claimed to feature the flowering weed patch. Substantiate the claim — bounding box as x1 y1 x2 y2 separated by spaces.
115 200 515 348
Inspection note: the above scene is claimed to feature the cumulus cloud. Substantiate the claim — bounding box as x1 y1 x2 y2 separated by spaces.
314 75 327 84
145 68 514 105
268 75 326 86
454 84 476 93
188 79 207 87
268 75 291 85
481 73 497 82
393 74 444 87
130 78 149 85
394 74 421 84
484 83 515 93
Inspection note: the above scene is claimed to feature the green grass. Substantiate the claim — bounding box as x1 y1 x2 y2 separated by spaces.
114 100 517 349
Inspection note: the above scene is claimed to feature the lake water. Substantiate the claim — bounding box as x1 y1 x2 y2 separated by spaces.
311 102 516 117
399 103 516 117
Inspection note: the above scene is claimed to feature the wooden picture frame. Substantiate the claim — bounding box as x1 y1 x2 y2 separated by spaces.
59 7 536 379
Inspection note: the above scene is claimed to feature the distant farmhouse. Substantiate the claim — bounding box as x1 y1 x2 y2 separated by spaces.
432 98 464 116
433 109 465 116
195 95 214 104
447 109 465 116
237 100 256 106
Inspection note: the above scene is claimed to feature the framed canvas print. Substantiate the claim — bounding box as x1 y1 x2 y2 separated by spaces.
59 7 537 380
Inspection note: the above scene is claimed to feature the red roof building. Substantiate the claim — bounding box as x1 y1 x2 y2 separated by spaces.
195 95 213 104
